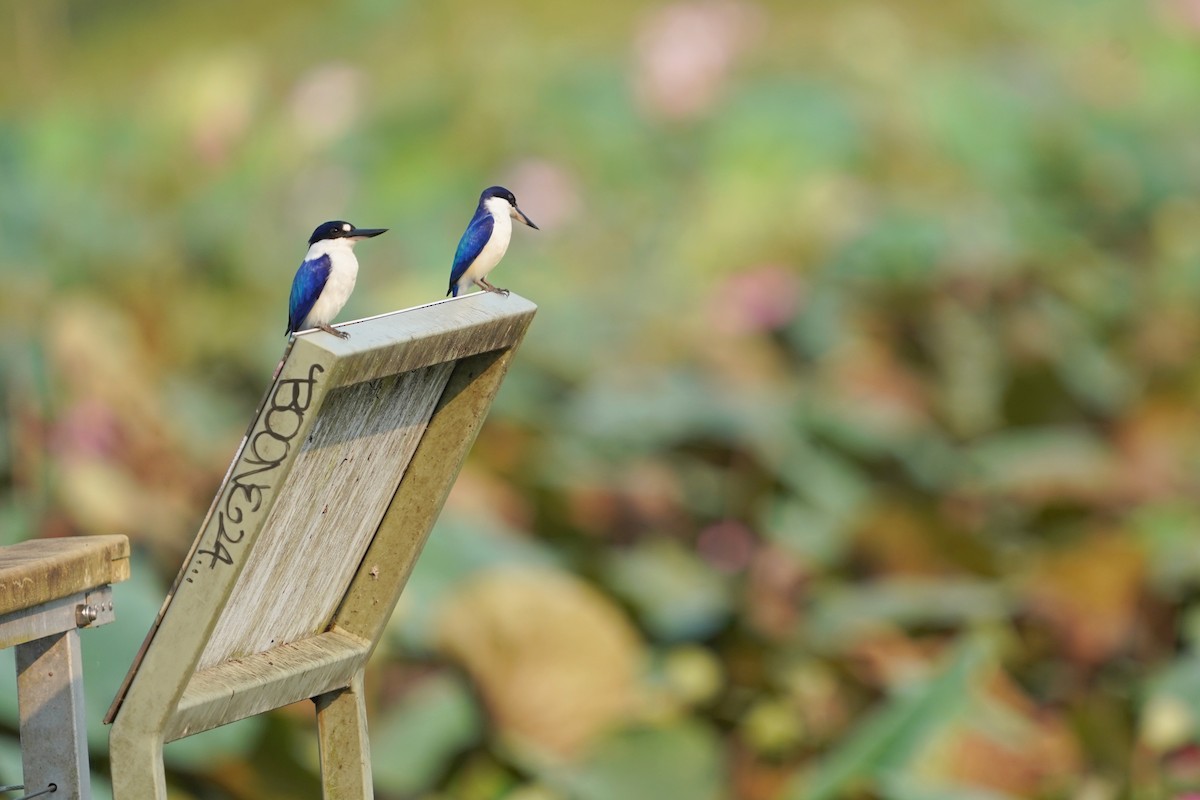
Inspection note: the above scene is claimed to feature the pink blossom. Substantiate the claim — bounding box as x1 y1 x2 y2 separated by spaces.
633 1 765 121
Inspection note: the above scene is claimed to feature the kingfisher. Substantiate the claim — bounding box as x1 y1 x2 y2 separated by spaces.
447 186 538 297
286 220 387 339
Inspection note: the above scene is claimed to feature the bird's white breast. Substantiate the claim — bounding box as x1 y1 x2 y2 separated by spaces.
303 238 359 328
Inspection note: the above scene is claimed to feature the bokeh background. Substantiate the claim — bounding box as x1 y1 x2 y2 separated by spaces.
3 0 1200 797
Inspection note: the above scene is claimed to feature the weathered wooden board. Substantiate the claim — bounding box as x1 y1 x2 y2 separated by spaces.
0 535 130 616
314 298 537 386
169 629 369 741
198 362 454 668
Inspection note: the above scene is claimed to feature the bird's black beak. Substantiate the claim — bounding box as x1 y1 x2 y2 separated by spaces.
350 227 388 240
513 207 539 230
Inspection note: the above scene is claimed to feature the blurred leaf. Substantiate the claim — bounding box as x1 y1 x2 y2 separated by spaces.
762 498 848 570
568 370 758 454
967 426 1116 500
929 300 1005 437
878 774 1012 800
795 636 992 800
372 672 481 795
436 567 643 758
912 668 1081 796
0 502 34 548
1132 502 1200 593
661 645 724 707
917 70 1039 191
777 439 871 522
1022 531 1144 665
1035 292 1137 413
604 537 732 641
1142 653 1200 753
162 717 267 772
831 213 947 286
787 282 853 360
710 80 863 178
389 513 557 651
545 722 723 800
0 733 20 789
740 697 803 756
808 580 1010 650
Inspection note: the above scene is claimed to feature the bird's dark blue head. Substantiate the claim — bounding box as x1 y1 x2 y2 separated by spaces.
480 186 518 207
307 220 388 245
478 186 539 230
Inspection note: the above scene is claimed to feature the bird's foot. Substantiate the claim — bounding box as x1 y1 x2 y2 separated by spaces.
477 278 510 296
319 324 350 339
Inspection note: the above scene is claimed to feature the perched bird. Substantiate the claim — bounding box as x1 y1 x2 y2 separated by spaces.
286 220 387 339
447 186 538 297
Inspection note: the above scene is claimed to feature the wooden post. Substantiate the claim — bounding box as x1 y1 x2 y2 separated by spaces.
314 671 372 800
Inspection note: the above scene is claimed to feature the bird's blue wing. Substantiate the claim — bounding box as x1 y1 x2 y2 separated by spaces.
448 212 494 296
286 254 332 334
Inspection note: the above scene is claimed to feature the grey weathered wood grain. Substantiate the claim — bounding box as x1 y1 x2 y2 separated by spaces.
0 535 129 616
314 295 536 386
198 362 453 668
168 628 369 741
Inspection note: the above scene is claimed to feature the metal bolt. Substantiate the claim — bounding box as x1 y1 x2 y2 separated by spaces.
75 604 98 627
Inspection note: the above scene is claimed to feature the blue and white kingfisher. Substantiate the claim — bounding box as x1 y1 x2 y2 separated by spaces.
447 186 538 298
286 220 387 339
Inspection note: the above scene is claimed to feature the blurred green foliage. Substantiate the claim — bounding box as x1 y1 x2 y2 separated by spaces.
3 0 1200 797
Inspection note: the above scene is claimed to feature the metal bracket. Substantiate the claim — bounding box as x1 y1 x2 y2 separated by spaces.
0 587 116 649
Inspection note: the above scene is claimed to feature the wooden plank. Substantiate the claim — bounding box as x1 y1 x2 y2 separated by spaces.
313 294 537 387
198 362 454 668
165 629 370 742
315 671 373 800
0 535 129 616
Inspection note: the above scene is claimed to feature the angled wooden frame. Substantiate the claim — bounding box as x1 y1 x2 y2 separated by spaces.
106 292 536 799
